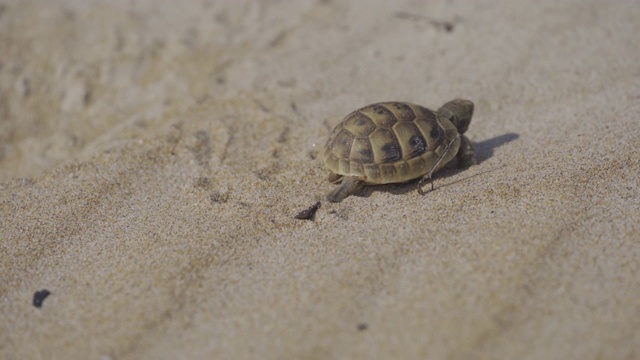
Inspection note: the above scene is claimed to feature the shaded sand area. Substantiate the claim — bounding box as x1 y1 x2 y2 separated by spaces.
1 1 639 358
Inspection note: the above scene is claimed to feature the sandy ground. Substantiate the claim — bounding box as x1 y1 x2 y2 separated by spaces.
1 0 640 359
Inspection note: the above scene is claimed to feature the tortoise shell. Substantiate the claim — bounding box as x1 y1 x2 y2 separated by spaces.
323 102 462 184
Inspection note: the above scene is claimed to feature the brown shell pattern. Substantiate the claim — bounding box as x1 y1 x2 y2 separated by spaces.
323 102 459 184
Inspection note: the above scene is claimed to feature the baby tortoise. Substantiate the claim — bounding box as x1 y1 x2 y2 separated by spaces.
323 99 477 202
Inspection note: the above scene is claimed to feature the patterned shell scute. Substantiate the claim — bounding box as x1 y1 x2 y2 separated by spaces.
323 102 449 184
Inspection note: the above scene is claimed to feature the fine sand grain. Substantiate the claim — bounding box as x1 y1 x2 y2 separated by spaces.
1 1 639 359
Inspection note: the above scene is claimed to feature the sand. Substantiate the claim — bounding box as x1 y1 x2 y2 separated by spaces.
1 0 639 359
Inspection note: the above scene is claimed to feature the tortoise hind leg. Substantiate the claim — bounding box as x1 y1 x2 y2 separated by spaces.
457 135 478 168
328 171 343 184
326 176 364 203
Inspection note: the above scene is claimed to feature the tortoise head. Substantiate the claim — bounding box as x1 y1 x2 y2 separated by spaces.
437 99 474 134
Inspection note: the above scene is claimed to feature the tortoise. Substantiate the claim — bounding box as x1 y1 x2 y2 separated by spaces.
323 99 477 202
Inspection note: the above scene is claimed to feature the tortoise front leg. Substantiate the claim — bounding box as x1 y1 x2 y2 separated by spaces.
457 135 478 168
326 176 364 203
